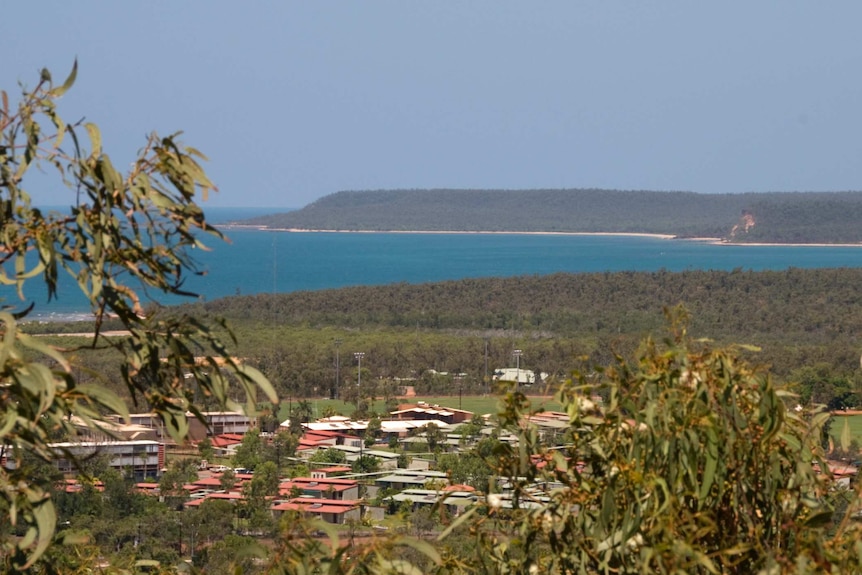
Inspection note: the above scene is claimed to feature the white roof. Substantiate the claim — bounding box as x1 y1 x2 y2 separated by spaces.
288 419 451 433
321 445 400 459
493 368 545 384
391 407 455 417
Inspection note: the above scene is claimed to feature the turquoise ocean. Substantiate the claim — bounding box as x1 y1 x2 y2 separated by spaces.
14 207 862 321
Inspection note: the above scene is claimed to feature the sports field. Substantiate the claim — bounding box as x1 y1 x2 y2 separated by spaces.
830 413 862 447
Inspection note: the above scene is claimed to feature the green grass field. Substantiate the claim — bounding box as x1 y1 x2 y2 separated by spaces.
830 414 862 449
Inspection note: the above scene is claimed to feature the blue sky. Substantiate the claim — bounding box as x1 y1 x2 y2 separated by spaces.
4 3 862 208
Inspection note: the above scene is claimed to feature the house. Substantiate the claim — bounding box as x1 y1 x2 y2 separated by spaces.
311 466 352 479
271 498 360 524
315 445 400 469
391 403 474 425
374 470 449 491
184 492 244 508
135 483 161 496
388 488 477 514
278 477 360 500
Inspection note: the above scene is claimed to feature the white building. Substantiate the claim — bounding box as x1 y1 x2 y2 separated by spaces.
493 368 546 385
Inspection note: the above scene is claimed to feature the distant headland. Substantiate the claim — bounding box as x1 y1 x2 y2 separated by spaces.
233 189 862 245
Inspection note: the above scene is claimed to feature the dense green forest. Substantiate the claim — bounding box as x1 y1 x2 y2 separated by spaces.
38 268 862 411
240 189 862 244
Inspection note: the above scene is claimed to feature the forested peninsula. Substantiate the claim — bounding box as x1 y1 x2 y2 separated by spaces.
240 189 862 244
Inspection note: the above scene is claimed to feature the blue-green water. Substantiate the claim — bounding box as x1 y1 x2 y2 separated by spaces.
12 208 862 321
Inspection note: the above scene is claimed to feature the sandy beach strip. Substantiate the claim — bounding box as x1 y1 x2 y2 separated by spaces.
221 225 862 246
231 226 678 240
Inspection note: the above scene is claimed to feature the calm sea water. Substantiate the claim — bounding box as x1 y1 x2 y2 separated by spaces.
13 207 862 321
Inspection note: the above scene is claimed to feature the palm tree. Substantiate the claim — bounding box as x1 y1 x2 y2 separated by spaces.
294 400 314 424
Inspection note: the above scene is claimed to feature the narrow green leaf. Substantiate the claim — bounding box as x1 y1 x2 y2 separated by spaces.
695 551 720 574
0 407 18 440
21 363 57 415
49 59 78 97
22 497 56 568
76 383 130 422
0 311 18 347
736 343 761 352
59 531 89 546
165 417 189 443
804 508 834 528
437 505 478 541
375 558 423 575
85 122 101 158
699 426 719 501
307 518 339 548
18 333 70 372
236 364 278 404
840 417 852 453
392 535 442 565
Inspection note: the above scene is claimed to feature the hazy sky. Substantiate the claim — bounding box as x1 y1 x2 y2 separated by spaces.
4 3 862 208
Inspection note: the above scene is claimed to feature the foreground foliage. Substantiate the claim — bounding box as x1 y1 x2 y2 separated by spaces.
473 314 862 574
0 65 275 570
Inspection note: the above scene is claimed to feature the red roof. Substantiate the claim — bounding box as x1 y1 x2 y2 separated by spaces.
61 480 104 493
184 492 245 507
271 498 359 514
299 438 330 449
279 477 358 495
212 435 243 448
305 430 342 439
292 477 358 486
444 484 476 492
135 483 161 494
316 466 352 473
193 477 224 487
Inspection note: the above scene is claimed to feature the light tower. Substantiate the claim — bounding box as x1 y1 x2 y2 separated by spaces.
354 352 365 394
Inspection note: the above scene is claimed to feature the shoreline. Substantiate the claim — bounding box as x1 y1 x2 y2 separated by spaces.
223 224 675 239
223 225 862 247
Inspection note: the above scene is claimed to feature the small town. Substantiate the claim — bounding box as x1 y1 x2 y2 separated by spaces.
7 4 862 572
